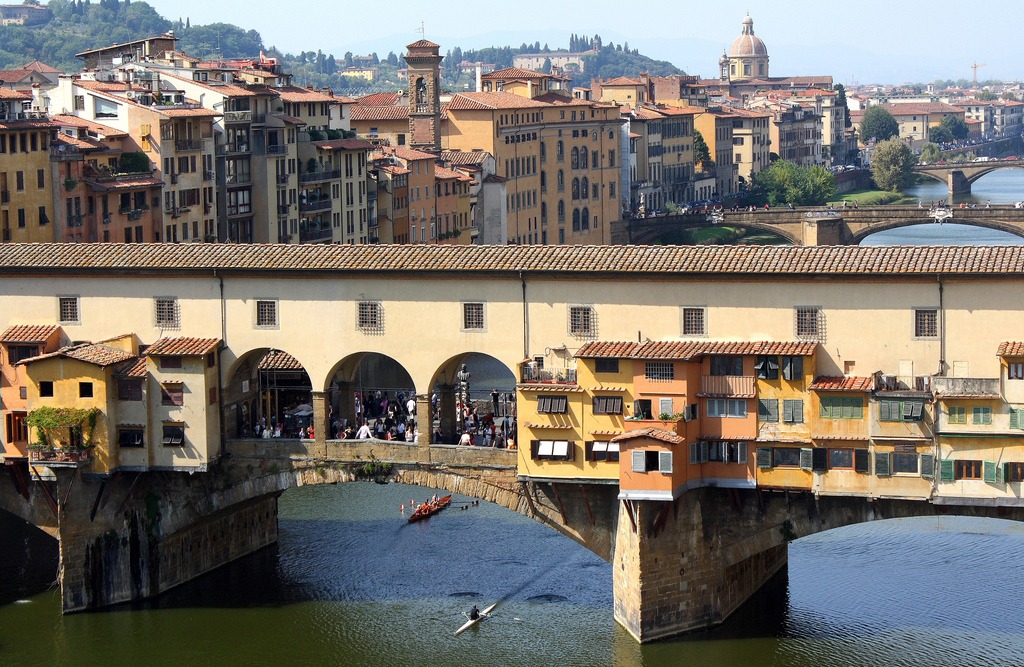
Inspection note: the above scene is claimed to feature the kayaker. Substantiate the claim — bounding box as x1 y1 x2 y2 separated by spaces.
469 605 480 620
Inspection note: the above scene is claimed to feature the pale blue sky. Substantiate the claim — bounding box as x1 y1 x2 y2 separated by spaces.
144 0 1014 84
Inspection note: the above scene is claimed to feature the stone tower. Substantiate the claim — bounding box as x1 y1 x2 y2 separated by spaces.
403 39 443 153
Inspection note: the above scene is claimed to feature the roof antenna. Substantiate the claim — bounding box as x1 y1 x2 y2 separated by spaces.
638 330 642 343
415 21 425 39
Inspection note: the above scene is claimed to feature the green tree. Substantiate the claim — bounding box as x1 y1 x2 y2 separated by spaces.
919 143 942 164
977 90 998 101
939 114 969 140
833 83 852 128
928 125 953 145
693 130 711 167
751 160 837 206
871 138 916 192
860 106 899 142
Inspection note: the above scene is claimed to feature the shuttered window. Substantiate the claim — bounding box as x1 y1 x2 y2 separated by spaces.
781 355 804 380
756 447 773 468
592 396 623 414
658 451 673 473
879 400 924 422
893 453 919 474
531 440 574 461
854 449 870 473
920 453 936 479
972 406 992 425
820 396 863 419
875 452 891 477
1010 408 1024 430
783 399 804 423
799 448 814 470
537 395 568 414
758 398 779 423
774 447 801 467
939 458 955 482
754 355 779 379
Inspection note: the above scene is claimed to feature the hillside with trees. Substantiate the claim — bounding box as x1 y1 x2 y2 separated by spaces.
0 2 684 96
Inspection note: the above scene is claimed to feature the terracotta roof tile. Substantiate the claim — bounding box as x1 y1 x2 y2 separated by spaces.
809 376 873 392
5 245 1024 278
276 86 339 103
577 340 815 360
24 342 134 368
51 114 127 137
357 92 401 107
446 92 550 111
351 105 408 121
313 138 373 151
144 337 220 356
0 324 60 343
441 149 491 166
482 67 551 80
257 350 303 370
576 341 639 358
114 356 148 377
611 428 684 445
998 342 1024 357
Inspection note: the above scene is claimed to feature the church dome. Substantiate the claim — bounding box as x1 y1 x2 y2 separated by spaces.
729 14 768 58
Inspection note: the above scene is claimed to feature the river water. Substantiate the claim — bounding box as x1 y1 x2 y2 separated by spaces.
1 481 1023 667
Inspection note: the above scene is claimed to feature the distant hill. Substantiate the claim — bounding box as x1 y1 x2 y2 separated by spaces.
0 1 684 96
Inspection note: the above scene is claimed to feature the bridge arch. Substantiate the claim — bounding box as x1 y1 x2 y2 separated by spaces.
323 351 417 439
427 352 518 444
223 347 313 439
851 217 1024 245
622 214 800 246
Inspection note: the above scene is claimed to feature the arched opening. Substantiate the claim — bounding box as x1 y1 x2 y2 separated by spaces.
428 352 517 445
224 348 313 439
0 507 58 606
324 352 416 441
858 221 1024 246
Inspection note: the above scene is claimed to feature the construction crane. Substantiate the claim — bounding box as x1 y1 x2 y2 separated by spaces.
972 62 987 87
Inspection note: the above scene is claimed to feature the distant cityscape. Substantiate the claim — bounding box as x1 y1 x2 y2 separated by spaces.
1 8 1022 248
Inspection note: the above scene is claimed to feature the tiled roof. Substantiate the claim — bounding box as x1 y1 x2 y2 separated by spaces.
145 337 220 356
7 245 1024 278
357 92 401 107
611 428 684 445
55 135 107 151
85 176 164 192
446 92 549 111
313 138 373 151
350 105 408 121
114 356 148 377
257 350 303 370
158 106 221 118
482 67 550 80
683 341 816 357
0 324 59 343
51 114 127 138
441 150 491 166
276 86 339 103
157 71 257 97
0 88 31 100
809 376 873 392
272 113 306 125
881 102 963 116
600 76 644 86
24 343 134 368
633 340 706 359
407 39 440 49
576 341 639 358
998 342 1024 356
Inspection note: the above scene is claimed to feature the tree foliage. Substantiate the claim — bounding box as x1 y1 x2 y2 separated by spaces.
751 160 837 206
871 138 917 192
939 114 969 141
860 106 899 143
693 130 711 166
928 125 953 145
919 142 942 164
833 84 852 128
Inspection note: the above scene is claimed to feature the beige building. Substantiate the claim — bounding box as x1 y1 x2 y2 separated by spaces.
0 88 55 243
693 107 738 197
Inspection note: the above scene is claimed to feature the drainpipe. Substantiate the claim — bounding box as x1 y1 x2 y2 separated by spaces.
520 270 529 361
216 268 227 457
937 275 945 376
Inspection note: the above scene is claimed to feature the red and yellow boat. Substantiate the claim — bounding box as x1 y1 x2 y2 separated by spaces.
407 494 452 523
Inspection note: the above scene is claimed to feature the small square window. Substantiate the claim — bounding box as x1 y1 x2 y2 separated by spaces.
947 405 967 424
255 300 278 328
1009 362 1024 380
569 305 596 339
39 381 54 397
357 301 384 334
681 307 706 336
592 396 623 414
795 306 821 340
155 297 180 329
644 361 674 381
118 428 144 448
58 296 80 325
160 356 182 369
118 379 143 401
537 395 568 414
161 384 183 406
594 358 619 374
462 302 485 331
915 309 938 338
162 424 185 446
79 382 93 398
972 406 992 425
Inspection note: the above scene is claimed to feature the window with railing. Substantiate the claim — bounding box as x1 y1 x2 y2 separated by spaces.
645 362 674 381
155 297 180 329
357 300 384 334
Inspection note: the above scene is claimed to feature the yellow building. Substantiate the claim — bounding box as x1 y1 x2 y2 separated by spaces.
1 324 64 458
307 138 373 244
693 107 738 197
1 88 55 243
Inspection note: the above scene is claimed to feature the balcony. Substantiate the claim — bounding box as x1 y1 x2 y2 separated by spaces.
50 145 83 162
299 169 342 184
520 365 577 384
699 375 756 398
276 173 289 186
66 214 83 228
225 173 252 186
277 204 291 215
29 446 91 466
299 226 333 243
931 377 1001 399
227 205 252 218
175 139 203 152
204 170 216 181
217 143 250 156
223 110 252 123
252 113 267 125
264 144 287 155
299 198 332 213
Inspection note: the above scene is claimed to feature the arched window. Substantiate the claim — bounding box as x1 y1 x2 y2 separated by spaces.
580 150 588 169
557 140 564 161
571 147 579 169
581 177 589 199
541 202 547 223
558 200 565 223
572 178 580 200
557 170 565 192
540 141 546 161
581 207 590 230
540 171 547 192
572 208 580 231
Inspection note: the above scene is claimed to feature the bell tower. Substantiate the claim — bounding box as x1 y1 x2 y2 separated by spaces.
403 39 443 153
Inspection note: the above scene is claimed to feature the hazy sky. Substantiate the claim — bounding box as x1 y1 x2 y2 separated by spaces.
143 0 1015 84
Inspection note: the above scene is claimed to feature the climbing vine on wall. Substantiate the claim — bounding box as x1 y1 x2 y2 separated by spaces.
26 406 99 448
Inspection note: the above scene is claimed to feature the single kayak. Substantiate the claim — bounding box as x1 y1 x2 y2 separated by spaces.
408 494 452 523
454 602 498 636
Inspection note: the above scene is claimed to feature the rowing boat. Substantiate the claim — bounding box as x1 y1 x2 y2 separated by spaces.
407 494 452 523
454 602 497 636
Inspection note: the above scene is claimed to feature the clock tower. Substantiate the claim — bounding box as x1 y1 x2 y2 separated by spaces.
403 39 443 153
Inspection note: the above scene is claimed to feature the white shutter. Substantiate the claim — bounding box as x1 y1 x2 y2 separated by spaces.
737 442 748 464
632 449 646 473
659 398 674 417
700 441 709 463
690 441 699 464
659 451 673 473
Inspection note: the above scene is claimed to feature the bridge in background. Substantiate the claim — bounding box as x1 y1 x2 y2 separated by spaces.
613 205 1024 246
914 159 1024 195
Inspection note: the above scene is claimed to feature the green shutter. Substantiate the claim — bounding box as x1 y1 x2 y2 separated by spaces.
820 397 832 419
841 399 853 419
878 400 889 421
910 402 924 420
855 449 869 474
794 400 804 423
920 453 935 479
1012 409 1023 430
875 452 891 477
783 400 794 423
984 460 998 483
769 399 779 422
940 458 955 482
756 447 773 469
799 448 814 470
851 398 863 419
996 462 1005 484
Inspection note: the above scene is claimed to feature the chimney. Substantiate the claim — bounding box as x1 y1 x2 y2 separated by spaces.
476 64 482 93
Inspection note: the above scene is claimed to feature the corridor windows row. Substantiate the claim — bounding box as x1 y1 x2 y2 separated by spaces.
690 441 748 464
250 299 488 334
757 398 804 423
